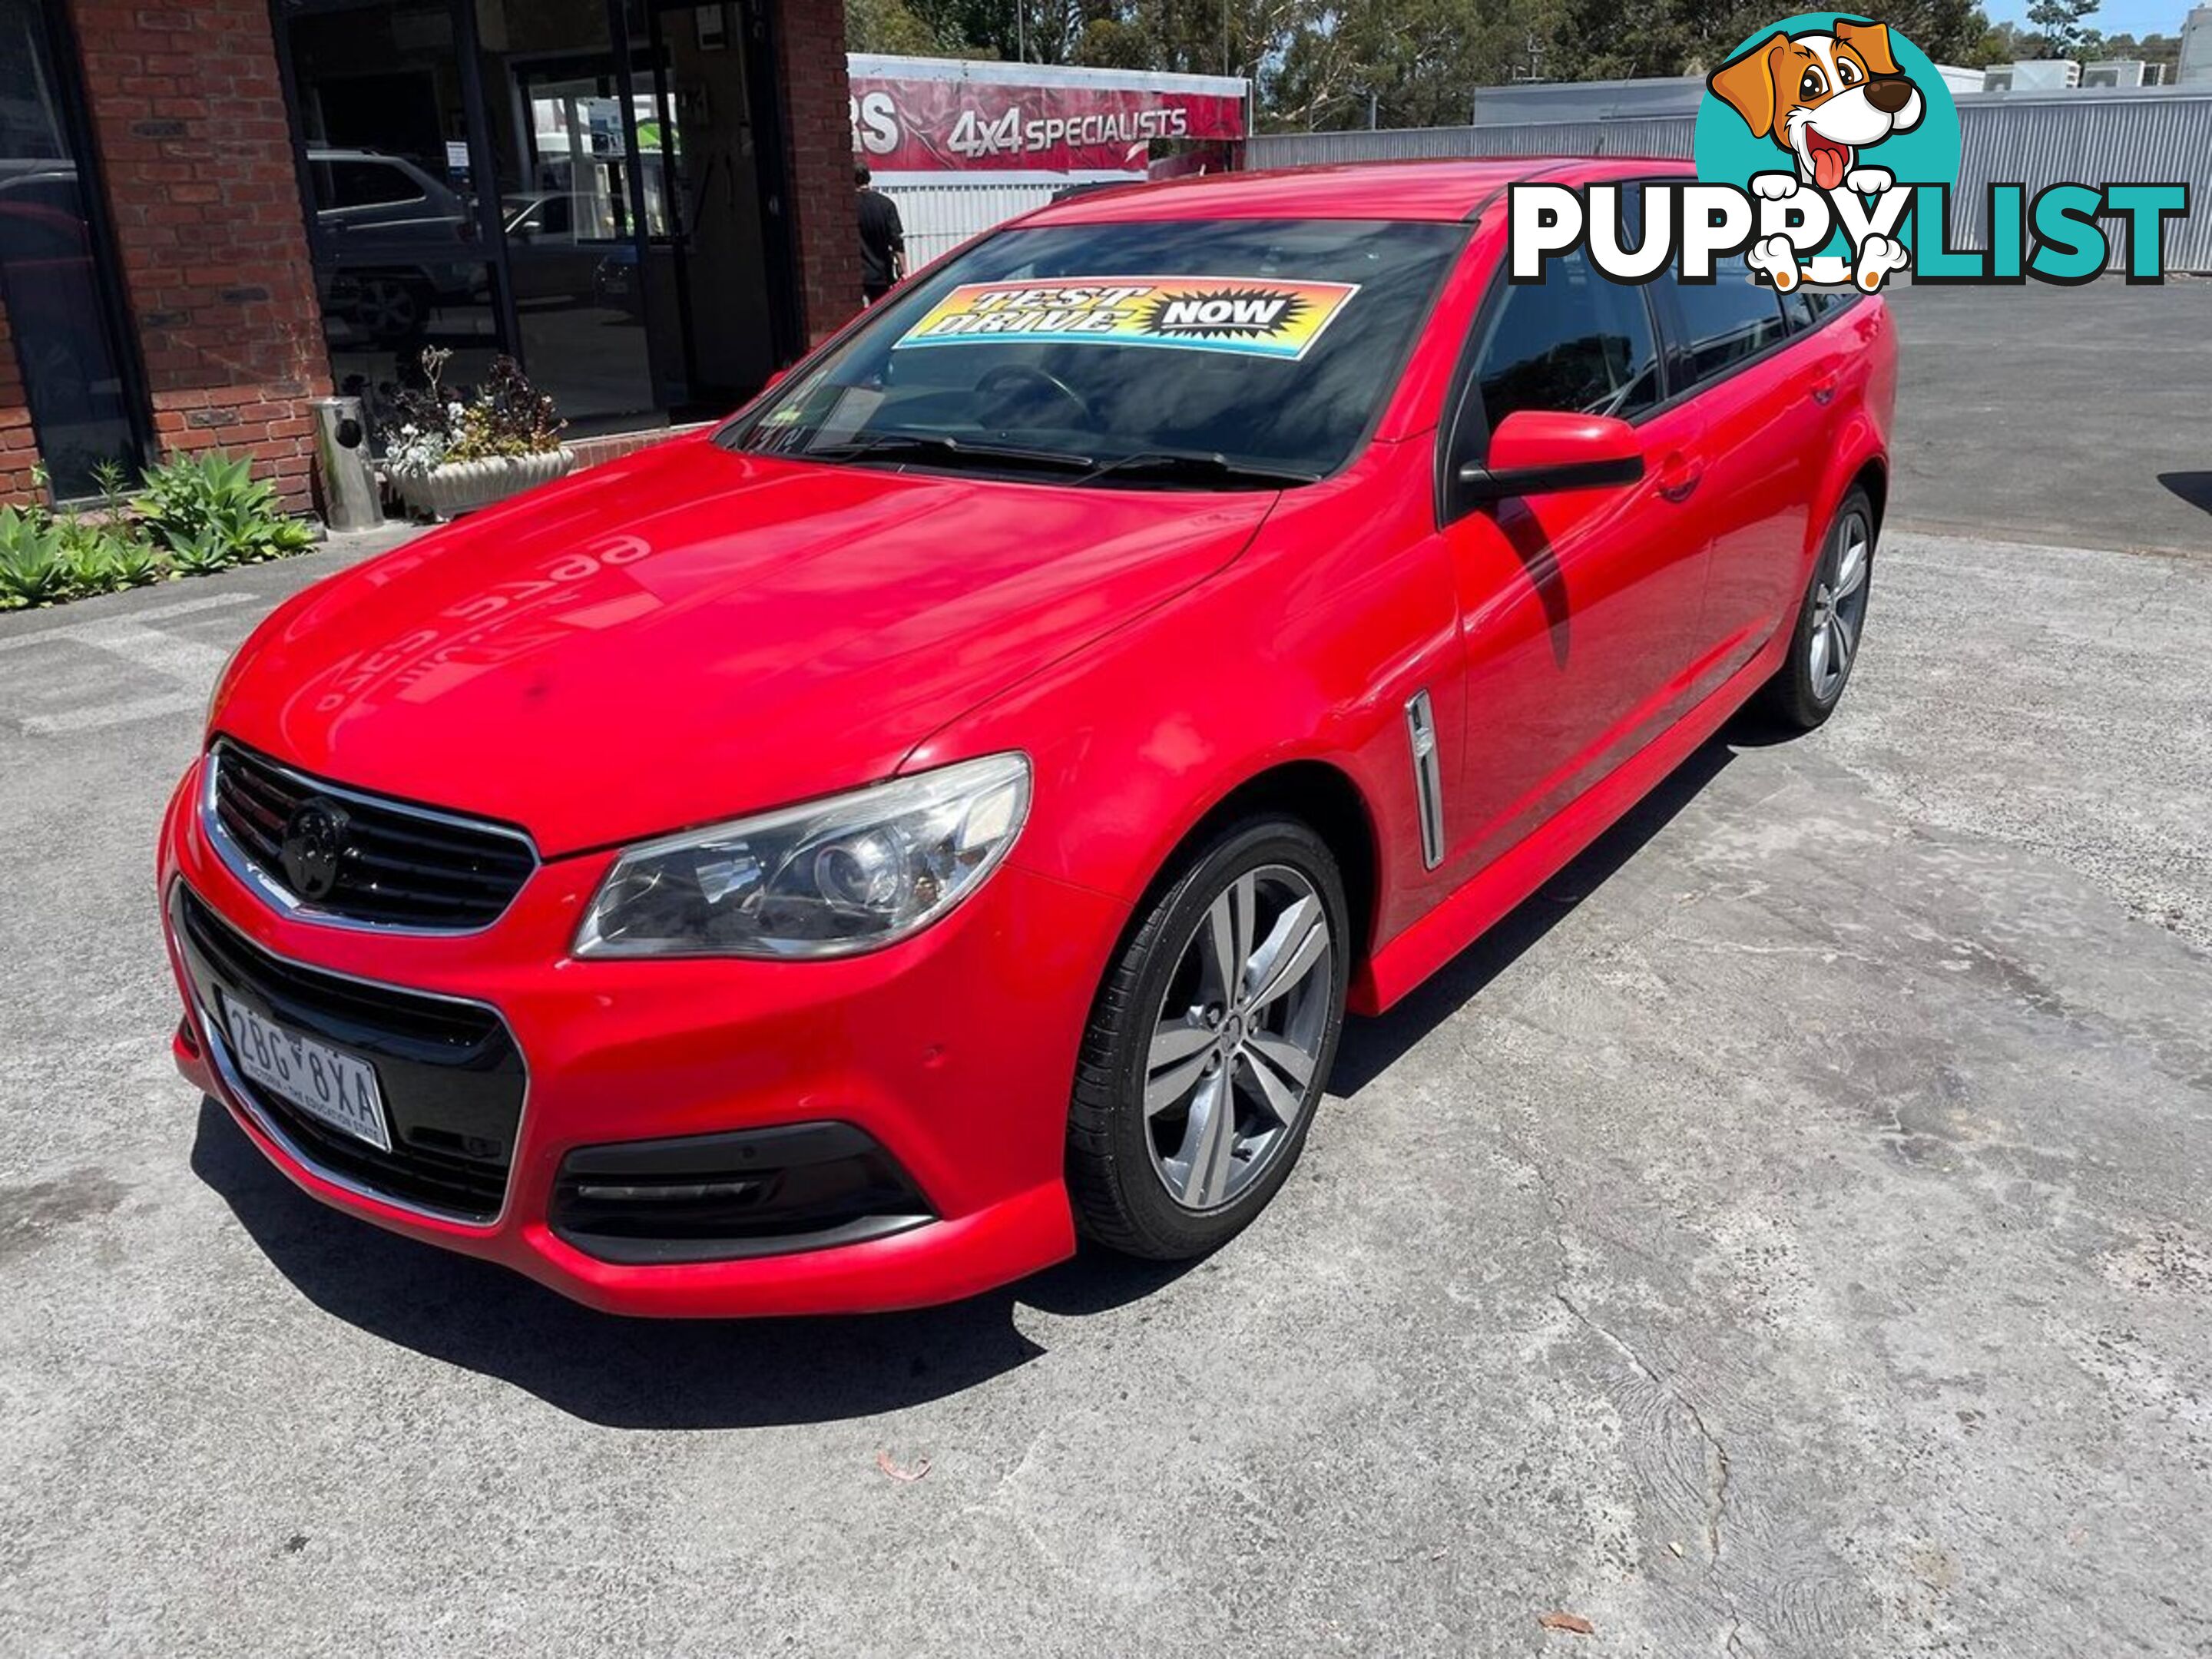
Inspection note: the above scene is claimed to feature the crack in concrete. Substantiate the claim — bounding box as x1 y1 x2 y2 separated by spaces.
1551 1286 1732 1569
1513 1129 1750 1656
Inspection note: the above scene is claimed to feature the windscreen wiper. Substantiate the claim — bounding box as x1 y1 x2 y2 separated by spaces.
803 432 1096 475
1081 450 1322 490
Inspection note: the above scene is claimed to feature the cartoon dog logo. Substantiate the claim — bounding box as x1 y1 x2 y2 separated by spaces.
1707 18 1926 290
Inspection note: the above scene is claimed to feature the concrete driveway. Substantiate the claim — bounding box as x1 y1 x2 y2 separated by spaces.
3 281 2208 1656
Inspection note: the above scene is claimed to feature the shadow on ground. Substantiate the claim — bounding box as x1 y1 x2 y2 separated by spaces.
194 730 1747 1430
1332 733 1736 1093
191 1098 1194 1430
2158 472 2212 518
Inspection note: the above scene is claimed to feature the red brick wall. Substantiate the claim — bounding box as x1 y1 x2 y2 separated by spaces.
0 289 41 503
72 0 328 512
777 0 866 345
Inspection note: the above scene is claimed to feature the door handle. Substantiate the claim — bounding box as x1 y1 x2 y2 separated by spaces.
1654 458 1704 503
1810 378 1839 406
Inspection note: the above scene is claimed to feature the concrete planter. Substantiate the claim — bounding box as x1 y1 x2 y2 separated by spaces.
392 447 576 520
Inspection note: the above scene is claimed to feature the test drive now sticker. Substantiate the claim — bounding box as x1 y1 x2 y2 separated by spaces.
895 277 1362 359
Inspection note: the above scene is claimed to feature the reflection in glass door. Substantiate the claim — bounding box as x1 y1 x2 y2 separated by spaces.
637 0 798 408
273 0 796 445
503 60 658 426
0 0 147 498
280 0 499 435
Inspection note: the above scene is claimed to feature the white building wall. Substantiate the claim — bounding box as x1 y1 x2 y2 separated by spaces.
2183 6 2212 83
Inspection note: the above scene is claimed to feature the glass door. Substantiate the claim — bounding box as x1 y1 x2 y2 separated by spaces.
502 56 661 425
272 0 793 442
277 0 500 431
634 0 798 409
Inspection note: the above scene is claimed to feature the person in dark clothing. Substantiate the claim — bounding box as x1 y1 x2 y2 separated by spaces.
856 164 906 304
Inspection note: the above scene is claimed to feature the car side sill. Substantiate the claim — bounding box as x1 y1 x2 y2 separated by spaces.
1349 620 1795 1015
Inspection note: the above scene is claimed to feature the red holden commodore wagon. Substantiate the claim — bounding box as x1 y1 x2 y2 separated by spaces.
161 159 1893 1316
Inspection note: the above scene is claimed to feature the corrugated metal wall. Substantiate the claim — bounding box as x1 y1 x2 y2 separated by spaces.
1249 95 2212 270
1248 116 1694 166
1947 97 2212 264
878 181 1068 270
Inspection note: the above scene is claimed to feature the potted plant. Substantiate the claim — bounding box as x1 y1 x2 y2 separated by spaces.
385 348 574 520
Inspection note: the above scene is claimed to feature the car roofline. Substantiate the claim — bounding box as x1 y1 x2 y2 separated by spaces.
1008 156 1700 232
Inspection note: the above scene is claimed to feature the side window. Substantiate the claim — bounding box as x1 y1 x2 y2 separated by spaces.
329 162 423 210
1472 247 1663 429
1659 256 1790 386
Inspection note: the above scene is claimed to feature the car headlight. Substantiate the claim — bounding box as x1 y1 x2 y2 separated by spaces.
573 753 1031 959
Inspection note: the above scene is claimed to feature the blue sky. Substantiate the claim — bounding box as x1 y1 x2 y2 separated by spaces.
1980 0 2190 35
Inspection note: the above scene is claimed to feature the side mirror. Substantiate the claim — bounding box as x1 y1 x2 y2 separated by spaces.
1458 410 1644 505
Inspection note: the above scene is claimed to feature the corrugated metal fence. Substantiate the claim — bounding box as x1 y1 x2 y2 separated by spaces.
1249 93 2212 271
1249 115 1697 166
879 180 1068 270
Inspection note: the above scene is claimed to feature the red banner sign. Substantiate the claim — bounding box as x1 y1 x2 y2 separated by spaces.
850 71 1246 175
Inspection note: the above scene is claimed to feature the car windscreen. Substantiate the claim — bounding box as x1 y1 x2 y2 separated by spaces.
728 218 1465 486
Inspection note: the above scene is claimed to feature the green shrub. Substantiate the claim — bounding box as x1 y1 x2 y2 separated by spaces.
265 517 316 555
60 525 114 598
134 452 282 545
133 450 319 570
90 459 133 522
59 519 162 595
161 524 239 576
108 537 164 588
2 450 316 611
0 507 71 608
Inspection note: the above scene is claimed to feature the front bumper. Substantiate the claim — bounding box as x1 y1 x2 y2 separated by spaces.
159 759 1122 1316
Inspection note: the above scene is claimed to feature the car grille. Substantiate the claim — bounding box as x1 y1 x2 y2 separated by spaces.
207 740 537 932
171 885 525 1223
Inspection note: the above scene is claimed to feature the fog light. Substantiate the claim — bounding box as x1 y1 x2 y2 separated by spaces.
551 1120 933 1264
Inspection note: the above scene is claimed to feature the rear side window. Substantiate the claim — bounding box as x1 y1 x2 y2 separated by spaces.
1660 256 1789 386
326 162 424 210
1472 247 1662 426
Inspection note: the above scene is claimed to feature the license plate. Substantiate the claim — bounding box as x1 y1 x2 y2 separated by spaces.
220 994 392 1153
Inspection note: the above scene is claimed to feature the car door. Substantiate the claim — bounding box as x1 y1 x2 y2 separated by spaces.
1437 246 1714 869
1650 255 1827 681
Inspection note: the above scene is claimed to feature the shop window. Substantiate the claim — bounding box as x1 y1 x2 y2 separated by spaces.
0 0 148 498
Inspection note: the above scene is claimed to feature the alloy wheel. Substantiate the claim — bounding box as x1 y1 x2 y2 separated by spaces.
1808 506 1872 702
1141 864 1334 1211
354 278 424 341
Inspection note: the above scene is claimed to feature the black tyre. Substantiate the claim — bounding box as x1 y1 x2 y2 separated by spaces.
352 273 432 344
1068 815 1349 1260
1760 485 1876 731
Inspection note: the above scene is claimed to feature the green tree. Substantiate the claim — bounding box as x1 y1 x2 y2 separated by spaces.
2023 0 2099 55
1876 0 2002 66
2087 30 2182 71
847 0 954 55
850 0 2008 132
